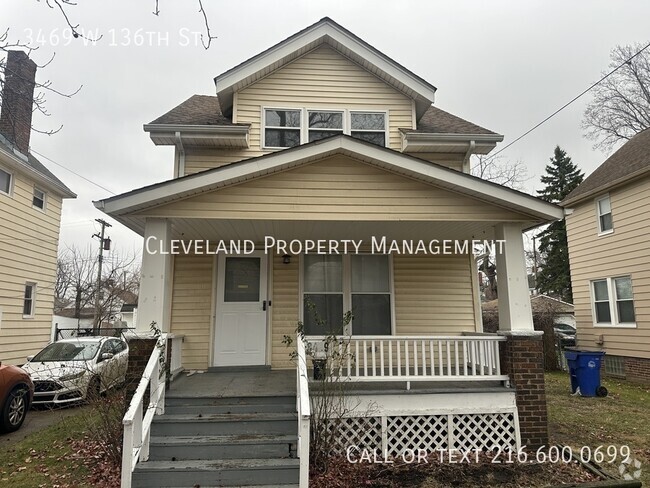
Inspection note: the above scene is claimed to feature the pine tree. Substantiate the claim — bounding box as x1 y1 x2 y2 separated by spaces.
536 146 584 302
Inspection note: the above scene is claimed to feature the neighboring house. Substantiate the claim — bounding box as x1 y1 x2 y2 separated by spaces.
483 294 575 329
0 51 76 364
118 302 138 329
564 128 650 384
95 19 564 486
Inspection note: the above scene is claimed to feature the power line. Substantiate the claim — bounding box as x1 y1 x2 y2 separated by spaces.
487 40 650 161
30 148 117 195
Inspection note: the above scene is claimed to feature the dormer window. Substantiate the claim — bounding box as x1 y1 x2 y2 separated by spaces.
263 107 387 149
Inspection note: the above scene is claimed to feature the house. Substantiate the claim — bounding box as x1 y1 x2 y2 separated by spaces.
482 294 575 330
0 51 76 364
95 18 564 487
564 128 650 384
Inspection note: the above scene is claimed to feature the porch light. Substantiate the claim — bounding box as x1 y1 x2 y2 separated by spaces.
283 254 291 264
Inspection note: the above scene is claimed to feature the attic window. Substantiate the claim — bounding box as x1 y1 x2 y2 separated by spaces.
264 109 301 148
308 111 343 142
350 112 386 146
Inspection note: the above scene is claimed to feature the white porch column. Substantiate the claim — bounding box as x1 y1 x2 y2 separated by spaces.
494 223 534 332
137 218 172 333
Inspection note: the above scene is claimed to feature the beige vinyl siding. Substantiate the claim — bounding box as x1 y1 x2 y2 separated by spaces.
184 149 252 175
0 169 62 364
566 177 650 359
170 254 214 370
271 253 299 369
139 155 531 222
393 254 478 334
236 45 413 152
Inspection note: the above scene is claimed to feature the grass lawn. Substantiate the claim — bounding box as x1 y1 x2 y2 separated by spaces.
0 408 95 488
546 371 650 485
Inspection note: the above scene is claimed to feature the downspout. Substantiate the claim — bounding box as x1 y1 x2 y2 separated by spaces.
175 131 185 178
462 140 475 173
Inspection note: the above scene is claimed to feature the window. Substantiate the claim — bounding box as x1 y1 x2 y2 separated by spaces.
596 195 613 234
33 187 46 210
302 254 392 336
23 283 36 317
350 112 386 146
0 167 11 195
263 108 388 148
591 276 635 326
264 109 301 148
604 355 625 377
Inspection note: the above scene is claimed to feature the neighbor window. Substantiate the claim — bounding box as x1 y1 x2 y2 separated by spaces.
264 109 301 148
0 168 11 195
596 195 613 234
302 254 392 335
591 276 635 326
263 108 388 148
33 187 46 210
23 283 36 317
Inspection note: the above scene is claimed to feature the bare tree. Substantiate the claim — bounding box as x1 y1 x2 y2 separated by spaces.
583 42 650 151
56 245 140 328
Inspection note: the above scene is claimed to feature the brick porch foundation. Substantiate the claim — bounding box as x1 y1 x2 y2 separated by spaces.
499 333 549 449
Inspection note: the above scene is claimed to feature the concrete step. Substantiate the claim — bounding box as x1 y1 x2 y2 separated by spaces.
148 434 297 460
165 403 296 415
165 395 296 407
151 413 297 436
131 458 300 487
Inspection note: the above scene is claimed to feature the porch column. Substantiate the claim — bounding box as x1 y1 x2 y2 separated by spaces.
137 218 172 333
495 223 549 449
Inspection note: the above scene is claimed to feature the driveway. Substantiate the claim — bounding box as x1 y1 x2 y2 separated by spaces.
0 406 85 447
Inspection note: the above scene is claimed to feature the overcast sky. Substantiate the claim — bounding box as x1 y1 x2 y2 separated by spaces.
2 0 649 259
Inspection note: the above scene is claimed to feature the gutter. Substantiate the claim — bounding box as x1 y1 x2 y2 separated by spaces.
401 132 504 144
143 124 249 134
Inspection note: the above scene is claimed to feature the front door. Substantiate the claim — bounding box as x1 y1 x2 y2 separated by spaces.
214 252 268 366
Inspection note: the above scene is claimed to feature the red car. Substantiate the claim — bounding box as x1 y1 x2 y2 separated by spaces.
0 361 34 433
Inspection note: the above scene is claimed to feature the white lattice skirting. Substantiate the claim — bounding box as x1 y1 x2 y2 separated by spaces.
328 411 520 457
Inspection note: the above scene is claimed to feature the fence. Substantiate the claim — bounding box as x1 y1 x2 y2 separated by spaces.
54 325 134 342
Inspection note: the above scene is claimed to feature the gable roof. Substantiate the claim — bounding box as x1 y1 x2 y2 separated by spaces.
413 106 499 136
148 95 238 126
96 135 562 225
214 17 436 119
563 128 650 206
0 136 76 198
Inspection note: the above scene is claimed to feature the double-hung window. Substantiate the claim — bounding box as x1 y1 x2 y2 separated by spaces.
596 195 613 234
33 187 46 210
591 276 635 326
350 112 386 146
0 167 11 195
23 283 36 317
302 254 392 336
308 111 343 142
264 109 301 148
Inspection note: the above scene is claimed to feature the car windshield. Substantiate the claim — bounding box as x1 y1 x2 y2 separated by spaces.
32 342 101 362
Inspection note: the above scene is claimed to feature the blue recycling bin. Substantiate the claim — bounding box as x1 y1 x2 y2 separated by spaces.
564 350 607 397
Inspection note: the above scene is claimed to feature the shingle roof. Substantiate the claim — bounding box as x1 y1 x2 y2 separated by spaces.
148 95 243 126
0 137 75 196
483 295 574 315
412 105 499 135
564 128 650 205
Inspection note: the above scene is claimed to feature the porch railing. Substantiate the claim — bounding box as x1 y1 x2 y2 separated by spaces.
121 336 167 488
296 333 311 488
304 335 508 385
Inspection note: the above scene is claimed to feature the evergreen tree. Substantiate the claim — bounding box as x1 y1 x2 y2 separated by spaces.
536 146 584 302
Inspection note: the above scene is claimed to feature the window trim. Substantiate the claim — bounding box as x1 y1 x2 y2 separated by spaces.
32 186 47 211
0 165 13 196
299 253 395 336
595 194 614 236
590 276 636 328
262 106 389 150
23 282 37 319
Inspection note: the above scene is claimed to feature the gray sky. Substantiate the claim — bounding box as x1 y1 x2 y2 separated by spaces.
2 0 649 258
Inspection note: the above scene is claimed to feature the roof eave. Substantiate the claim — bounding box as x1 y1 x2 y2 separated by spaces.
562 166 650 207
143 124 249 134
402 132 504 143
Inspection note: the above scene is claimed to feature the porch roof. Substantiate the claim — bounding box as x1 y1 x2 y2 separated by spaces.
95 136 563 236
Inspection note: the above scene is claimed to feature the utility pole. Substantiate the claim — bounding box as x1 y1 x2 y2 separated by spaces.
92 219 112 332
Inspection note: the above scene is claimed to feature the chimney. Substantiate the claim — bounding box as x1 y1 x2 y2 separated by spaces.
0 51 37 155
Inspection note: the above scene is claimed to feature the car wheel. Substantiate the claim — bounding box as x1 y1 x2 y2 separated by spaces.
1 387 29 433
86 377 101 403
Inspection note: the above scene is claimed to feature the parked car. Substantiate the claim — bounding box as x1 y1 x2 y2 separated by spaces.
554 323 577 337
22 337 129 406
0 361 34 433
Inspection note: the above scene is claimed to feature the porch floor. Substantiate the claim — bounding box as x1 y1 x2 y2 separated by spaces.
167 370 510 399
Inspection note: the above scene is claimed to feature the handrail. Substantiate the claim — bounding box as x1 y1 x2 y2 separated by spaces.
121 335 167 488
296 334 310 488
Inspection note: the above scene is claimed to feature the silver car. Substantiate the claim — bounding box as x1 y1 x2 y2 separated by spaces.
23 337 129 405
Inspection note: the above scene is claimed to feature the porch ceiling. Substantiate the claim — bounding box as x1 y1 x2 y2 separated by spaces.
118 217 503 241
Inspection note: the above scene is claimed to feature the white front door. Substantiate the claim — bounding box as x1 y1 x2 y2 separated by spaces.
214 252 268 366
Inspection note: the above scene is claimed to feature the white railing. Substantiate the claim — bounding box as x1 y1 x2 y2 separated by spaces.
121 337 167 488
295 334 311 488
305 335 508 385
